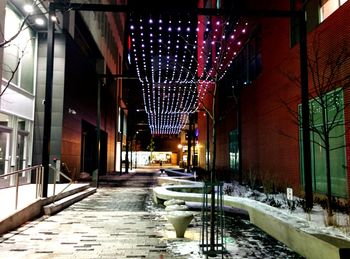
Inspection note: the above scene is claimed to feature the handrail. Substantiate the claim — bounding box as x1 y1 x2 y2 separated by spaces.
0 165 43 179
0 165 44 210
48 165 73 202
1 164 76 212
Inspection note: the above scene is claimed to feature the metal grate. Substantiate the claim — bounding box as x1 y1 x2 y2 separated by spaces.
200 181 227 257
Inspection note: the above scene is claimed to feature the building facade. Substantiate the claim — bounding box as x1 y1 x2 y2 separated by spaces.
197 0 350 201
1 0 127 180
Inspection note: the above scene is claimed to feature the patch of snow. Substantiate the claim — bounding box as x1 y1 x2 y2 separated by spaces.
223 181 350 241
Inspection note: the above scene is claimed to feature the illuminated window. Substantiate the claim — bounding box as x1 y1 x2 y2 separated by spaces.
299 89 347 197
320 0 348 22
229 129 239 173
3 6 35 93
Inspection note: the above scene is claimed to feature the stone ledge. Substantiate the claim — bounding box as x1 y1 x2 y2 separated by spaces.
153 179 350 259
43 187 96 215
0 184 95 235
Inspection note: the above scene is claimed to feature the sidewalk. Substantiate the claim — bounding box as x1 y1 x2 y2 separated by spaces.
0 183 89 221
0 169 203 259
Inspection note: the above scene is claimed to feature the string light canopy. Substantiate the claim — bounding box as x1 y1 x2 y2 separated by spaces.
129 14 249 135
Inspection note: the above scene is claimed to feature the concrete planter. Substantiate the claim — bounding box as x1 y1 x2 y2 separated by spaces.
167 211 194 238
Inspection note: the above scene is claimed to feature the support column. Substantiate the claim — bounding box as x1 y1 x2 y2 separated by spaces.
299 10 313 209
42 8 55 197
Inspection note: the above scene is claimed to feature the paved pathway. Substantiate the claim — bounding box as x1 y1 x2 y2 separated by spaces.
0 169 302 259
0 169 198 259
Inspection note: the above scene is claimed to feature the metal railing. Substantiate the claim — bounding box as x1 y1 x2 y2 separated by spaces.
0 165 44 210
0 164 74 211
49 165 73 202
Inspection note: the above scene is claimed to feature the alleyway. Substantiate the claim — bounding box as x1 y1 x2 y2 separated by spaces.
0 168 306 259
0 169 181 259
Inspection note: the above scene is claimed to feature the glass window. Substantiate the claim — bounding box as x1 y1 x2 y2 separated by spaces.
0 113 9 127
230 27 261 87
229 129 239 173
299 89 347 197
18 119 26 130
0 131 11 175
0 113 12 175
19 28 35 93
3 6 35 93
3 7 20 85
320 0 348 22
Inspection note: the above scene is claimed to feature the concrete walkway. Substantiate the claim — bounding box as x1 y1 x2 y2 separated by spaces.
0 169 199 259
0 183 89 221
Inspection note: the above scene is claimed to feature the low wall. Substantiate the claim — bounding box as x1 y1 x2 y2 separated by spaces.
153 178 350 259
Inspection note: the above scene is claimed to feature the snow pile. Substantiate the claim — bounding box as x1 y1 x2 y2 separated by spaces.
223 181 350 241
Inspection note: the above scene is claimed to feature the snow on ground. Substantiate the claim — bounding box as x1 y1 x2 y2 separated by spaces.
153 175 350 258
222 181 350 241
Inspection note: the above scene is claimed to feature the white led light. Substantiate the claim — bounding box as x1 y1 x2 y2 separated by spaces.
130 15 249 134
35 18 45 26
23 4 33 13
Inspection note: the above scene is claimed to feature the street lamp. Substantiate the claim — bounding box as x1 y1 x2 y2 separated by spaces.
177 144 183 168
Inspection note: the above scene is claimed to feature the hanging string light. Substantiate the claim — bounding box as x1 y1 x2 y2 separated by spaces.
129 14 249 134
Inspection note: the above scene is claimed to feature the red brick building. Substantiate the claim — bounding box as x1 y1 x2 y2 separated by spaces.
197 0 350 200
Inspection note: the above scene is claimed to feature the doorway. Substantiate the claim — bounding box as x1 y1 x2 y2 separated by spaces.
81 120 107 175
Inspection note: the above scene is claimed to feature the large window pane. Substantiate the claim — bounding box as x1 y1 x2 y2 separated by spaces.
320 0 348 22
329 125 347 196
229 129 239 173
299 89 347 197
3 7 20 84
3 6 35 93
19 28 35 93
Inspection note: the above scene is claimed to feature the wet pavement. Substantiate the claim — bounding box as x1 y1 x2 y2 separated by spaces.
0 169 177 259
0 169 303 258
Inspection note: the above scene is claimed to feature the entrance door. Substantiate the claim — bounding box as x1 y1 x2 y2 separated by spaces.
81 120 107 175
0 131 10 176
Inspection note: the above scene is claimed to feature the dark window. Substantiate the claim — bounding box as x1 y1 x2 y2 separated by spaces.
229 27 262 87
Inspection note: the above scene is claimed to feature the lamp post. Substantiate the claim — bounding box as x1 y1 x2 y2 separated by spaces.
177 144 183 168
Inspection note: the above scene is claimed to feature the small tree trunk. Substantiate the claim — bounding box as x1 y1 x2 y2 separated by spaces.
210 82 218 251
325 134 333 217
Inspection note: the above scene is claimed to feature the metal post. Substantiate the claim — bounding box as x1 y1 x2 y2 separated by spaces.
299 10 313 209
125 134 129 174
53 169 57 197
35 167 39 198
187 115 192 172
237 96 243 184
130 135 133 170
42 8 55 197
95 80 101 187
15 173 19 210
120 109 124 174
206 112 210 172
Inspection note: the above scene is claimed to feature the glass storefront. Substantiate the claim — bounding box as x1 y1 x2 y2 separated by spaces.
0 113 32 175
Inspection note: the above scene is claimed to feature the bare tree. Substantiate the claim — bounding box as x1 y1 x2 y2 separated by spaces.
283 35 350 220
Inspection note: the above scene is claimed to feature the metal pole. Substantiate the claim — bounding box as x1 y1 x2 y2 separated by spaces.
299 10 313 209
42 8 55 197
187 115 192 172
120 109 124 174
237 96 243 184
130 137 133 170
35 167 39 198
15 173 19 210
95 80 101 187
206 112 210 172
